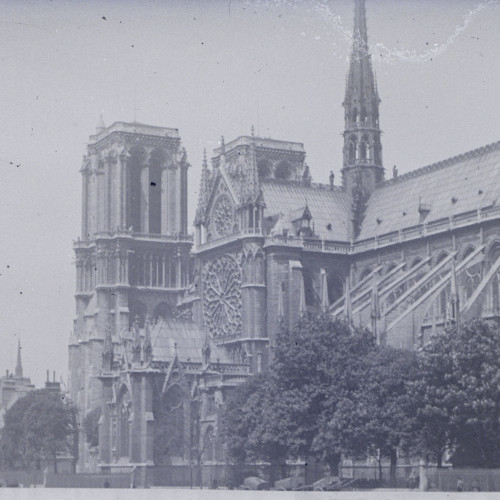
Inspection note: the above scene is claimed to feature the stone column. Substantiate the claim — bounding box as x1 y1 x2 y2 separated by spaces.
180 163 188 234
96 167 104 233
161 166 169 235
167 166 177 233
105 154 116 231
140 164 150 233
81 164 89 239
118 150 130 230
176 250 182 288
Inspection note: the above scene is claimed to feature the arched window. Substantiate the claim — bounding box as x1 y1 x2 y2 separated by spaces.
127 147 146 232
486 242 500 315
372 103 379 126
348 136 357 163
129 301 147 327
411 257 423 268
117 387 131 458
275 161 293 180
303 270 316 307
149 149 165 235
434 252 450 318
352 107 358 123
360 267 372 281
248 204 254 229
385 262 397 274
153 301 173 321
360 107 367 123
327 274 344 304
164 385 185 457
257 159 272 179
203 426 215 462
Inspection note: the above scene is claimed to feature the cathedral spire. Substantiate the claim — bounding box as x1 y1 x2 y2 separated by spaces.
342 0 383 212
194 149 211 225
15 338 23 378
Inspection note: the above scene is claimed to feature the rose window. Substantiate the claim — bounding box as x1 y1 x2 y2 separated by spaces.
212 195 233 238
203 255 242 338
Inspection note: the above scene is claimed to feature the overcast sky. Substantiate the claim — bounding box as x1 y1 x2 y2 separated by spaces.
0 0 499 387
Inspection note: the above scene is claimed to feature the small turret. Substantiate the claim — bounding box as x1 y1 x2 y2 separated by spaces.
15 338 23 378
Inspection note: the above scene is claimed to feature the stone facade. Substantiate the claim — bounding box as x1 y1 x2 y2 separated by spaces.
68 0 500 487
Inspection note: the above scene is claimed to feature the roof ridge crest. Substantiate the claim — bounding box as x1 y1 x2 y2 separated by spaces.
381 139 500 187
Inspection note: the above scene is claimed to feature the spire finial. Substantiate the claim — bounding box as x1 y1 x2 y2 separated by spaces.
15 338 23 378
251 124 255 138
96 113 106 134
353 0 368 55
220 136 225 154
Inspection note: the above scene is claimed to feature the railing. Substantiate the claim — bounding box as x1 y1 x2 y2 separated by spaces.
195 229 264 252
74 229 193 246
354 205 500 253
77 204 500 255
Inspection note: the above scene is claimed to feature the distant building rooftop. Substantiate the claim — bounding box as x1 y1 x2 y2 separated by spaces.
213 135 305 156
89 121 180 143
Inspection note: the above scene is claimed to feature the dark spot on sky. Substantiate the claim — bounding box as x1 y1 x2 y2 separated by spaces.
102 16 107 21
150 182 156 186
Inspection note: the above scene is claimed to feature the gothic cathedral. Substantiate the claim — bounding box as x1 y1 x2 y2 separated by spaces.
69 0 500 487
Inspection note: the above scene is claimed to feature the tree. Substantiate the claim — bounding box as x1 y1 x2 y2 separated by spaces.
222 315 375 475
83 406 101 449
270 315 375 474
222 373 286 466
324 346 418 482
0 389 78 472
410 320 500 468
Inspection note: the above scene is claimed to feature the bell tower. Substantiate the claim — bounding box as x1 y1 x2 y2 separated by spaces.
69 120 193 471
342 0 384 202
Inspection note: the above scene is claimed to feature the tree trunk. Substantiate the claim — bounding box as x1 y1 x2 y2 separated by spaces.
437 450 442 468
327 453 341 477
378 459 383 482
389 448 397 485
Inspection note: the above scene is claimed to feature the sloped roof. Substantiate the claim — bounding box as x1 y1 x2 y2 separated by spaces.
358 141 500 241
151 318 232 364
261 179 352 241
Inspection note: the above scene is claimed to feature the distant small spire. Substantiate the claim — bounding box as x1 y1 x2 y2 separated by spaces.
251 124 255 137
220 135 225 154
329 170 335 190
15 338 23 378
96 113 106 133
195 149 211 225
